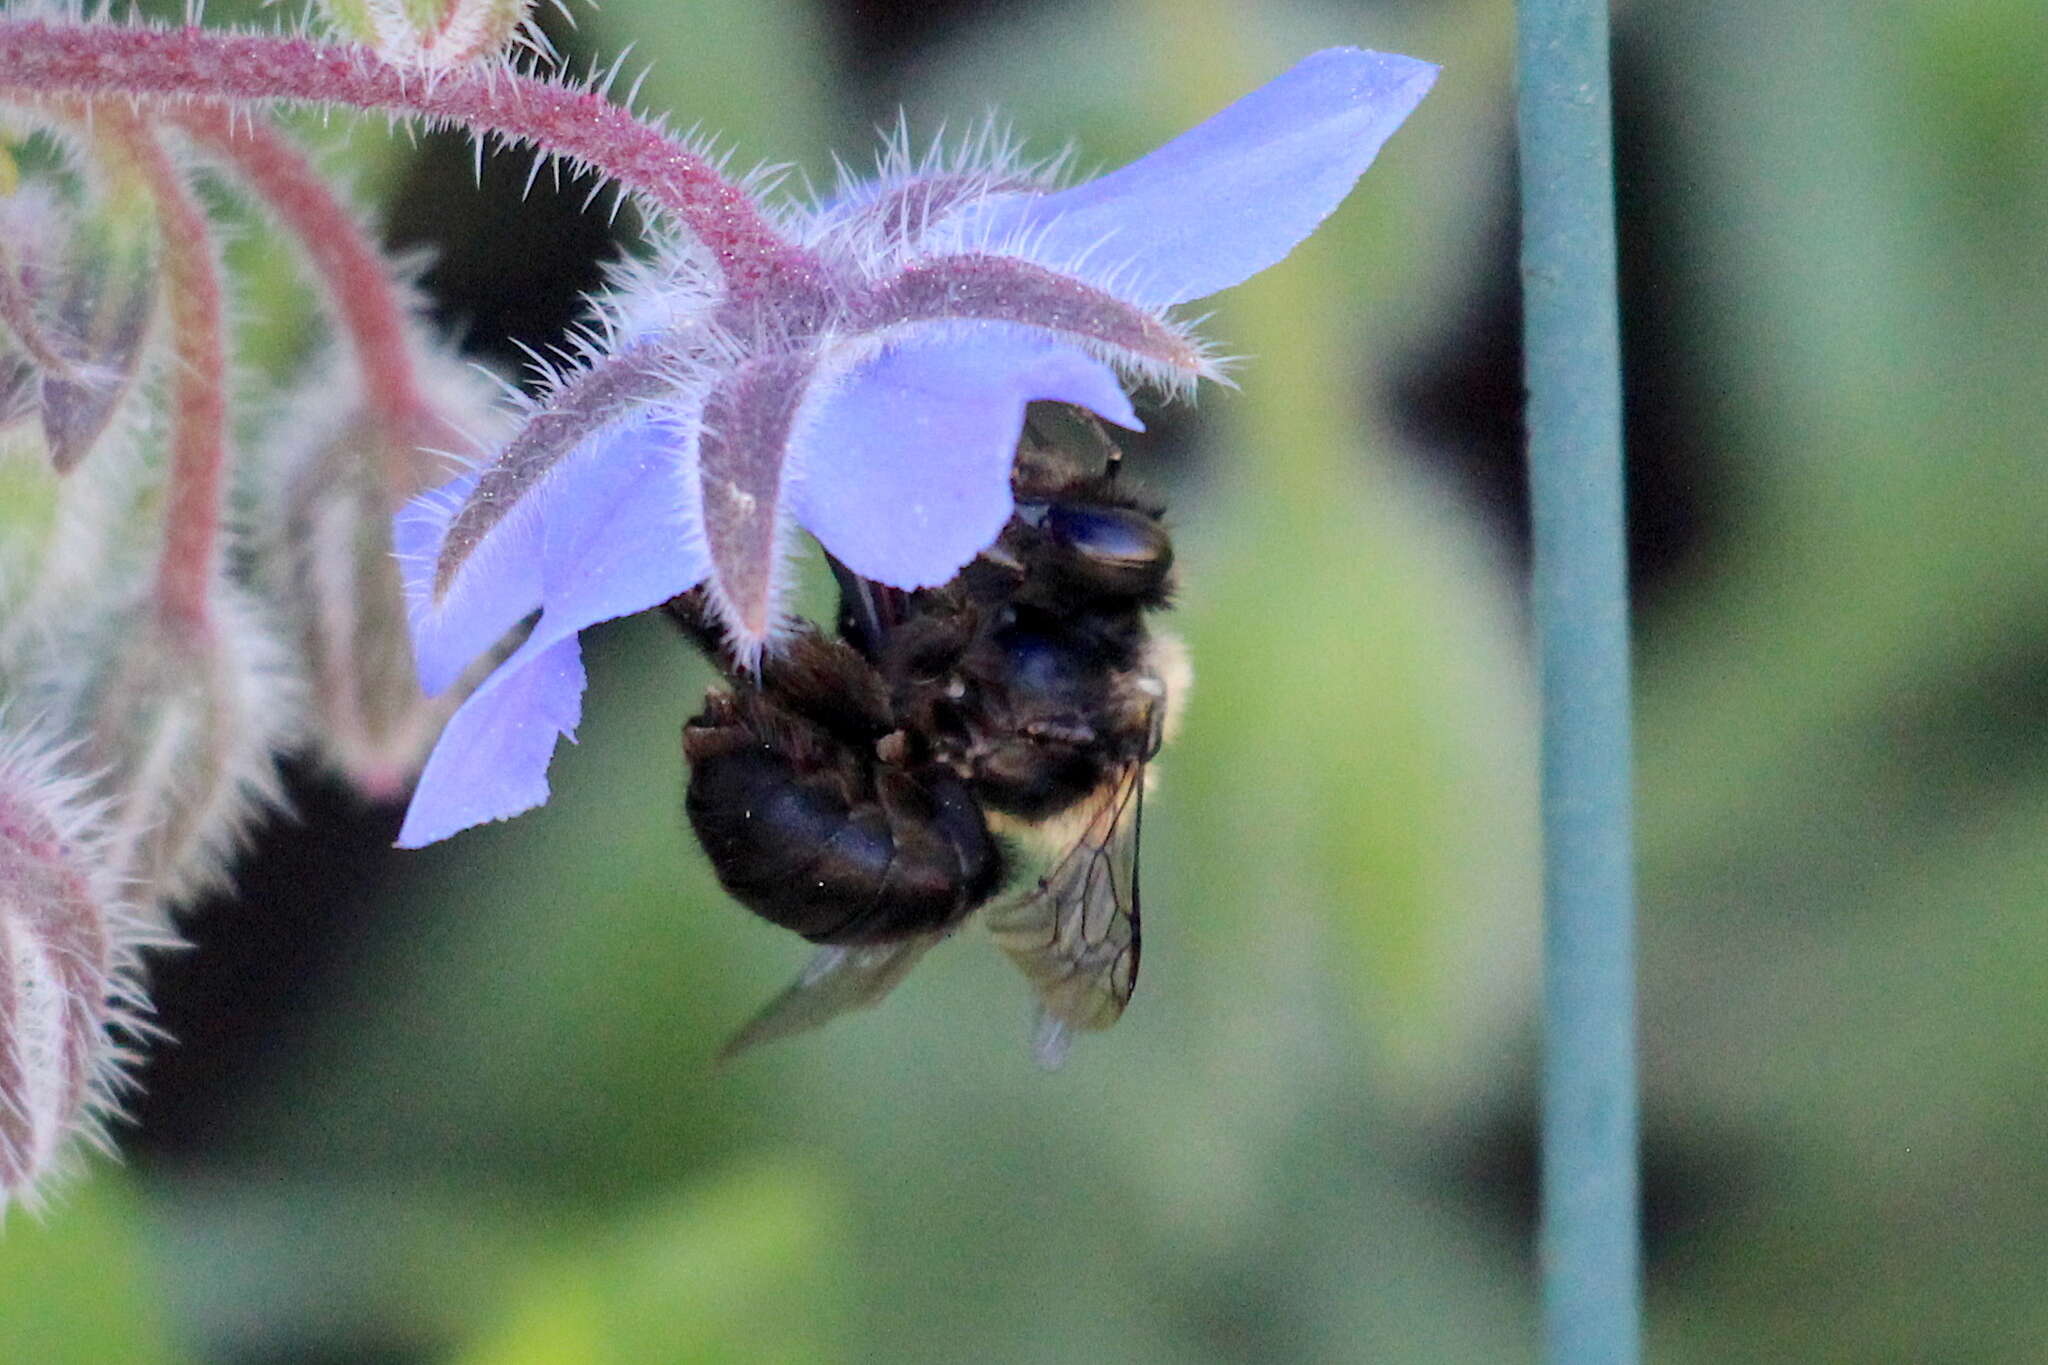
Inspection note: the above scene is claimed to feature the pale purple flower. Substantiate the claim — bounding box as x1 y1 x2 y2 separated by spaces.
394 47 1438 848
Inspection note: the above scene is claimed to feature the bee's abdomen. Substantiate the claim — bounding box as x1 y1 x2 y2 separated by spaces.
685 721 1005 945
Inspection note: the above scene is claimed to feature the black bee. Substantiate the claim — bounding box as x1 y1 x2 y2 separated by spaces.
673 404 1186 1065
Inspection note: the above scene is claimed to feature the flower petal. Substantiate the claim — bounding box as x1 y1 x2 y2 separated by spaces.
395 633 585 849
400 340 676 694
973 48 1437 307
397 464 541 698
396 412 709 846
791 324 1138 589
432 341 675 596
537 407 709 631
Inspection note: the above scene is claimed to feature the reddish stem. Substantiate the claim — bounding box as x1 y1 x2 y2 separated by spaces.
169 103 434 497
108 107 229 634
0 18 820 303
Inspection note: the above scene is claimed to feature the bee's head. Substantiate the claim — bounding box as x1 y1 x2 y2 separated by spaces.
1011 499 1174 603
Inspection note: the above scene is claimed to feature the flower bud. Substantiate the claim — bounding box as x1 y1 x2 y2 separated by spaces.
260 348 508 799
0 162 162 654
319 0 541 69
72 589 300 912
0 720 140 1212
0 174 161 477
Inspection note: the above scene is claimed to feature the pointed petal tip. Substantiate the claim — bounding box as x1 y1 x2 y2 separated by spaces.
1309 45 1442 85
1346 47 1441 112
1085 380 1142 433
393 633 587 848
1283 48 1441 151
976 43 1442 308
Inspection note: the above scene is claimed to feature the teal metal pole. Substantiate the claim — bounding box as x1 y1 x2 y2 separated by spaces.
1516 1 1642 1361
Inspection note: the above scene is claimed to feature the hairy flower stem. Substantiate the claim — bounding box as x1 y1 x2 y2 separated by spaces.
106 106 229 635
169 103 434 498
0 19 820 303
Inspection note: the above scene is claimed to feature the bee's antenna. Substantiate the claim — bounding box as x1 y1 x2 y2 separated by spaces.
826 553 888 658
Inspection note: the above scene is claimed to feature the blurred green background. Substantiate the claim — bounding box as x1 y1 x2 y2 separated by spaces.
6 0 2046 1360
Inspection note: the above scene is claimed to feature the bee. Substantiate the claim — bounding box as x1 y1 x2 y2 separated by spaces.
672 403 1187 1065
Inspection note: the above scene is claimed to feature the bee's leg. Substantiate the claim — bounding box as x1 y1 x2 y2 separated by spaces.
662 587 741 675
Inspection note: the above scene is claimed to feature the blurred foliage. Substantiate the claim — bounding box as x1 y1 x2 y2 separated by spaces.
447 1160 851 1364
2 0 2043 1359
0 1176 184 1365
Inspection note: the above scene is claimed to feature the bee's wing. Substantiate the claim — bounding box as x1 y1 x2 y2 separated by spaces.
984 758 1146 1069
716 934 944 1063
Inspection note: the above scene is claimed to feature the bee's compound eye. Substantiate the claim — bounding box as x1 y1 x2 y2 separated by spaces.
1041 505 1173 595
